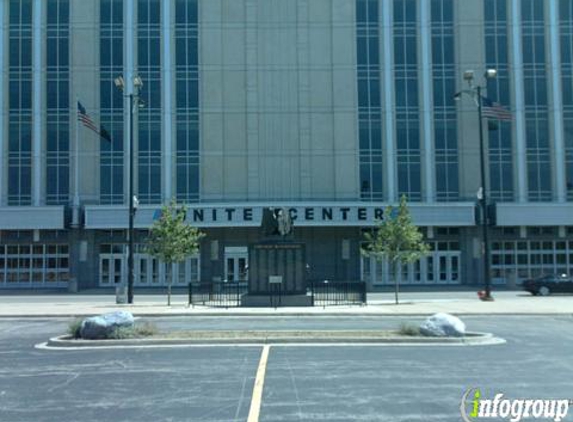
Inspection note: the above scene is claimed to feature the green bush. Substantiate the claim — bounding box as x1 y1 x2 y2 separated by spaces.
398 322 420 336
68 318 83 339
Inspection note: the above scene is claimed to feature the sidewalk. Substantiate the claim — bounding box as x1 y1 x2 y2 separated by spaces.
0 290 571 317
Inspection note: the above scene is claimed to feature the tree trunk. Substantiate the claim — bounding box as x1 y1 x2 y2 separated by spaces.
167 265 172 306
393 260 399 305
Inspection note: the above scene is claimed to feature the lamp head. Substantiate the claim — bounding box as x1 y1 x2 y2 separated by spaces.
463 70 475 82
114 76 125 89
485 68 497 79
133 76 143 89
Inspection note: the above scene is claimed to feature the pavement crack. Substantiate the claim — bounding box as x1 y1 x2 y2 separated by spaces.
234 353 250 422
286 356 304 420
47 372 80 392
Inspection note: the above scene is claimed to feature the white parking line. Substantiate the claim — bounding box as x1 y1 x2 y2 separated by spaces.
248 345 271 422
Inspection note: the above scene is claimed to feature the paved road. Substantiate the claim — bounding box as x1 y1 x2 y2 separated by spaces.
1 316 572 422
1 290 571 317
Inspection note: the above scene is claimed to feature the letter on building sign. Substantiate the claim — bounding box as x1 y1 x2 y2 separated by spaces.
193 209 204 222
322 208 333 220
243 208 253 221
305 208 314 220
289 208 298 220
225 208 235 221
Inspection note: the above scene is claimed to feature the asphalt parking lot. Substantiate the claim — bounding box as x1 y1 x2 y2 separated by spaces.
1 315 572 422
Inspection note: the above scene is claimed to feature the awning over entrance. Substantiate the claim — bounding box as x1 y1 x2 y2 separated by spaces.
0 207 65 229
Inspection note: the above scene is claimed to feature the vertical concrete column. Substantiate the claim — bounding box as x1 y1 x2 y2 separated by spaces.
124 0 135 204
381 0 396 202
0 0 5 206
162 0 173 201
549 0 566 203
32 0 42 206
420 0 435 202
510 0 527 202
297 0 312 198
245 0 260 199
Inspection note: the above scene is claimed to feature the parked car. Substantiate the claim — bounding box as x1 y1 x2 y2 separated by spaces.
522 273 573 296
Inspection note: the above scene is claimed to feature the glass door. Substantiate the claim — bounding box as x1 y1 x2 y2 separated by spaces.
434 252 461 284
224 247 248 283
99 254 124 286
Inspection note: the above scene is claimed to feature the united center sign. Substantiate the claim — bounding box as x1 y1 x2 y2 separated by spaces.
181 205 385 227
84 202 476 228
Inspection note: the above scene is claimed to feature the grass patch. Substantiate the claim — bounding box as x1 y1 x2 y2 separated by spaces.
397 322 421 336
107 322 159 340
67 318 83 339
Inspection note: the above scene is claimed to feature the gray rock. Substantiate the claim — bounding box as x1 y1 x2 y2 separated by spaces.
419 313 465 337
79 311 134 340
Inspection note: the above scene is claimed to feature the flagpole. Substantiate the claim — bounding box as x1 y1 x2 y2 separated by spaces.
72 98 80 227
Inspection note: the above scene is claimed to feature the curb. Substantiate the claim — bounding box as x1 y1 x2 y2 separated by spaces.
45 331 505 348
4 312 573 319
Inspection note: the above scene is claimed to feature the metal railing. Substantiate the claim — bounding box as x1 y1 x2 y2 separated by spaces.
188 282 248 308
188 280 367 308
310 280 367 307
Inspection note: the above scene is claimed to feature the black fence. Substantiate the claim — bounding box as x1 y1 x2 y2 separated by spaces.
188 282 248 308
309 280 367 307
188 280 367 308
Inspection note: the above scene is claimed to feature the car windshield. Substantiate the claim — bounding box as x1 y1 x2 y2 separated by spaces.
539 274 569 281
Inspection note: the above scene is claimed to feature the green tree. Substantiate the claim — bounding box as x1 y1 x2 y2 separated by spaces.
147 201 205 306
362 195 430 304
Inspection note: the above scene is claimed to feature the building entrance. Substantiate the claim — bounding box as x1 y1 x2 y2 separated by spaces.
361 251 461 286
224 247 248 282
99 244 200 286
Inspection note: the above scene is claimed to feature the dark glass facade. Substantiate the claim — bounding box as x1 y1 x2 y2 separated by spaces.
357 0 383 201
137 0 162 204
8 0 32 205
394 0 421 201
522 0 551 201
46 0 69 205
175 0 200 202
560 0 573 201
431 0 458 202
484 0 514 202
99 0 124 205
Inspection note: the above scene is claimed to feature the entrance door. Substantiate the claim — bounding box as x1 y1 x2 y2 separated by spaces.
134 255 162 286
224 247 248 283
435 252 460 284
361 252 461 285
99 254 124 286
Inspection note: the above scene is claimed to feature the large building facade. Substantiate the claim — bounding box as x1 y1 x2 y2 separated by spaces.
0 0 572 291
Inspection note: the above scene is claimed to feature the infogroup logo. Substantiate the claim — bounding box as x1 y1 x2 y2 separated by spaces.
460 388 572 422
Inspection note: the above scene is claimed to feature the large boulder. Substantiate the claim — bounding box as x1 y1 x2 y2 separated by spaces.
79 311 135 340
419 313 465 337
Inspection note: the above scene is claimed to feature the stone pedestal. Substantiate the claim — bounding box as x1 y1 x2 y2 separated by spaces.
241 242 311 307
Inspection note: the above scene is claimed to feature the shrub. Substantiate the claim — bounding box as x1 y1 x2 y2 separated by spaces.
398 322 420 336
68 318 83 339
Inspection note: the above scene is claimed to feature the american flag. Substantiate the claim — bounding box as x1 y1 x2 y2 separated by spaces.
481 96 513 121
77 101 112 142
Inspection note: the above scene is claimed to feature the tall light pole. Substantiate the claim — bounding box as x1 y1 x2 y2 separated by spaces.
454 69 497 301
114 75 143 304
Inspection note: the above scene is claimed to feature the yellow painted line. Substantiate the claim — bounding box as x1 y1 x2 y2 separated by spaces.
247 345 271 422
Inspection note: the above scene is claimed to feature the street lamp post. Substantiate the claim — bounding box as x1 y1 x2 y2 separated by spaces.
455 69 496 301
114 75 143 304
